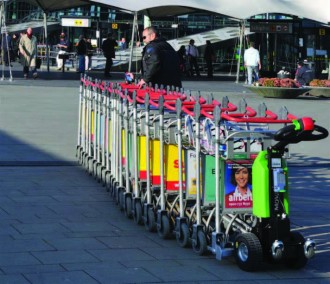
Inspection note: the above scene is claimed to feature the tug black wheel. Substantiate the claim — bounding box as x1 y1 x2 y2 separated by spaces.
234 233 263 272
284 231 308 269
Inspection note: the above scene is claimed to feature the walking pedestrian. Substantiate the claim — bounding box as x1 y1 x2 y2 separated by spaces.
186 39 201 77
76 35 87 73
204 40 215 78
102 33 117 78
19 27 38 79
85 38 93 71
244 41 261 85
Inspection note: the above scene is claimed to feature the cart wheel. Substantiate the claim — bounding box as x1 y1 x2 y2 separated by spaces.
157 214 171 239
105 174 111 192
234 233 263 272
125 195 133 219
284 231 308 269
192 230 207 255
133 201 143 225
88 159 94 175
96 166 103 183
145 207 157 232
92 162 98 179
117 187 124 210
111 181 117 200
176 223 190 248
115 184 121 205
77 149 83 165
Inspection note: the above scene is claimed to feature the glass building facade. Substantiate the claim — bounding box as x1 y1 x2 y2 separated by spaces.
2 1 329 76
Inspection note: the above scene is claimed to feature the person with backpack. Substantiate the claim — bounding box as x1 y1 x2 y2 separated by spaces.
294 60 313 86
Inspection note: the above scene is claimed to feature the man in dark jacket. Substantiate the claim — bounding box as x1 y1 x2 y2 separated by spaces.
76 35 86 73
137 26 182 89
102 33 117 77
294 60 313 86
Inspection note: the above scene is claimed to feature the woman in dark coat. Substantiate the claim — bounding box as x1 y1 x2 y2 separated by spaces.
204 40 215 78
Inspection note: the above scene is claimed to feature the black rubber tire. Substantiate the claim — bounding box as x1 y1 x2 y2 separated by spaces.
284 231 308 269
96 166 103 183
176 223 190 248
234 233 263 272
192 230 207 255
118 188 125 211
133 201 144 225
144 207 157 232
157 214 171 239
115 184 120 205
125 195 133 219
105 174 111 192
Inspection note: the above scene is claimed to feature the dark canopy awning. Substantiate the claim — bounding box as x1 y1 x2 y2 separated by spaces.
24 0 90 12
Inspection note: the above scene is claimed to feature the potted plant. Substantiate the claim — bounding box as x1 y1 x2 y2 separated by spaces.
308 79 330 97
245 77 310 98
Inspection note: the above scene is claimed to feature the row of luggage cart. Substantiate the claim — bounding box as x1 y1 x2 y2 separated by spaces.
76 76 328 271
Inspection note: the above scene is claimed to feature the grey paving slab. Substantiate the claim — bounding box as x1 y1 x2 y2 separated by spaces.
88 248 156 262
84 266 162 283
45 237 108 250
97 235 164 249
0 239 53 253
31 250 99 264
24 271 99 284
0 275 31 284
0 252 41 266
12 223 71 235
1 264 65 275
62 260 125 271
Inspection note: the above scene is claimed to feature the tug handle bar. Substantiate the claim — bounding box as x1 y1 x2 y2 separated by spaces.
274 117 329 143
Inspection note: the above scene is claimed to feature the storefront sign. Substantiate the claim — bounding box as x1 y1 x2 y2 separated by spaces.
61 18 91 27
250 22 292 34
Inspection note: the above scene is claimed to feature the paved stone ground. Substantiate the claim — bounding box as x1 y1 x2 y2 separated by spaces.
0 66 329 283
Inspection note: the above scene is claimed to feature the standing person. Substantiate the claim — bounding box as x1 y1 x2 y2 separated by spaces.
2 33 12 66
119 37 127 50
204 40 215 78
294 60 313 86
19 27 38 79
85 38 93 71
12 33 20 62
76 35 87 74
177 45 187 75
186 39 200 77
244 41 261 85
56 32 70 70
137 26 182 88
102 33 117 78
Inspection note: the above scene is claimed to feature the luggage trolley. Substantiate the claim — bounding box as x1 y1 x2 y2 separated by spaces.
171 96 237 250
76 78 328 272
201 101 328 271
137 93 185 237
